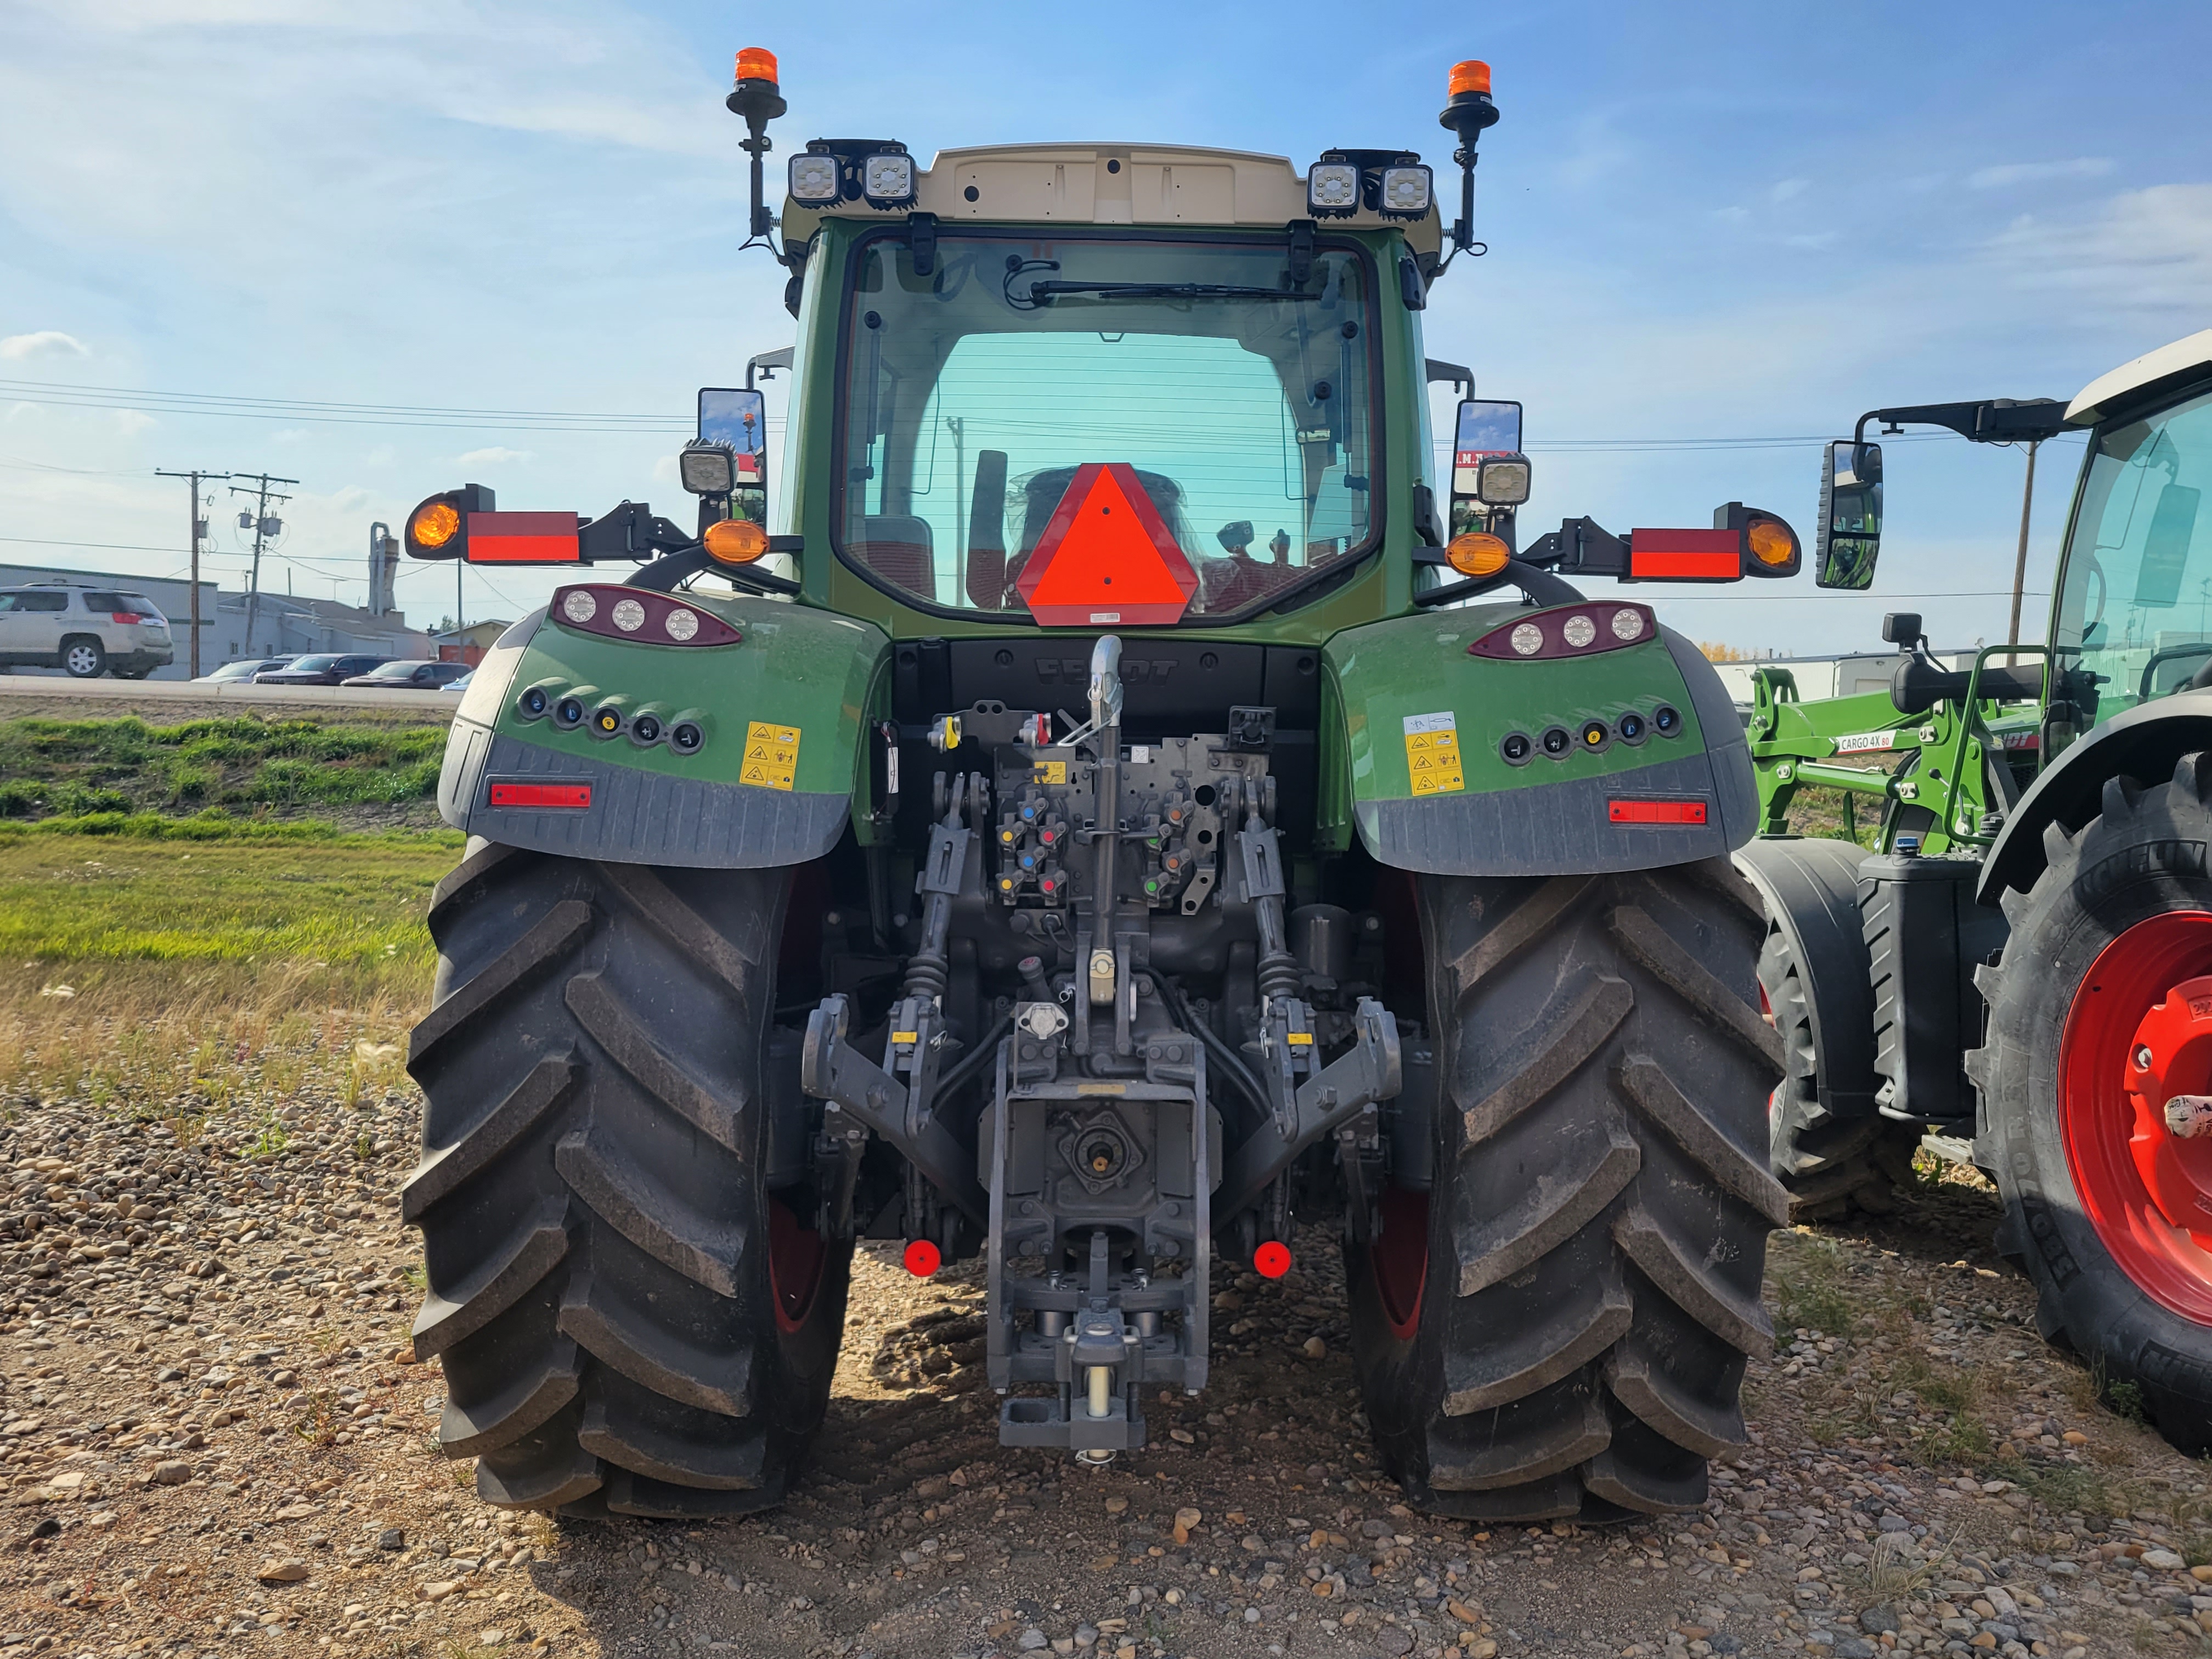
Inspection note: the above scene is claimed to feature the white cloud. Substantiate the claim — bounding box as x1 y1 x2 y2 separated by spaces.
457 446 534 467
1771 178 1809 203
112 409 155 435
1984 183 2212 313
0 330 88 360
1968 157 2113 189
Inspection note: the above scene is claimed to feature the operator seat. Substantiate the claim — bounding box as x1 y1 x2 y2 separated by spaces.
854 515 936 599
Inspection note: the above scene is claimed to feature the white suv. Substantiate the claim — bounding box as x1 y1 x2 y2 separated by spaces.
0 584 175 679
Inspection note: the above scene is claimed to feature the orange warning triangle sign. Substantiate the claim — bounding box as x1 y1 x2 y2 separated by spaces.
1016 462 1200 627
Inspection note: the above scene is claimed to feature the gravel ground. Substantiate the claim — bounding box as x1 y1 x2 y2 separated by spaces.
1 1075 2208 1659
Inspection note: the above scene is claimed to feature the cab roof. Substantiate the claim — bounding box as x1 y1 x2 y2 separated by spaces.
2069 328 2212 425
780 141 1442 256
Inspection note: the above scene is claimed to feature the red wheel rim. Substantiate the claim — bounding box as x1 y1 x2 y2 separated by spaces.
1759 978 1779 1122
1371 1186 1429 1341
766 1197 827 1334
2059 910 2212 1324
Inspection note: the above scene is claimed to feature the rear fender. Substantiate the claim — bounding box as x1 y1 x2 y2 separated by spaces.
440 592 889 867
1322 605 1757 875
1977 689 2212 905
1733 836 1880 1119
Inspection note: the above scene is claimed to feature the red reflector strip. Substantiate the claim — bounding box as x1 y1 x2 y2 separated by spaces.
489 781 592 809
1628 528 1740 580
1610 797 1708 825
467 511 581 564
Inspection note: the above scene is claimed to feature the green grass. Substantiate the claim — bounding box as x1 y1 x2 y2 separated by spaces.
0 832 454 968
0 832 455 1113
0 714 448 820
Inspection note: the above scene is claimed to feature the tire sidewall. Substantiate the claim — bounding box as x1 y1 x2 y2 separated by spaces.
61 638 104 679
1988 782 2212 1431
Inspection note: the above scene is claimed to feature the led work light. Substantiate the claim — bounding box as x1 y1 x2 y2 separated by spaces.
1307 162 1359 216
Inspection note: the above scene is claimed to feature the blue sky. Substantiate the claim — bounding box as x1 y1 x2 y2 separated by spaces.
3 0 2208 652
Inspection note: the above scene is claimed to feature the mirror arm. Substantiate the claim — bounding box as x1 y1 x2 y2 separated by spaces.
1415 557 1584 611
1852 398 2068 461
629 544 802 597
1521 516 1629 578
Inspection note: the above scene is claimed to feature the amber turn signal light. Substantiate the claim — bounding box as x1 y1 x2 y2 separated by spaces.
410 501 459 551
1747 516 1796 567
703 518 769 565
1446 531 1511 579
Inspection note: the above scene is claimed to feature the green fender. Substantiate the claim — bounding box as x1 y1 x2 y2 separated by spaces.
1319 603 1757 876
441 592 889 868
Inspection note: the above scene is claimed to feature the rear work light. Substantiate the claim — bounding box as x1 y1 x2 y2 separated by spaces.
552 585 743 647
489 781 592 810
789 152 840 202
1378 163 1433 218
1307 162 1359 216
1468 602 1656 661
1609 798 1708 825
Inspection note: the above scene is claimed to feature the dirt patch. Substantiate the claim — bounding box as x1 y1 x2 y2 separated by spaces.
0 1077 2204 1658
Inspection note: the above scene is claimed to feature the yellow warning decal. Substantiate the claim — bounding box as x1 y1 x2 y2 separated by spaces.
890 1030 918 1045
1402 711 1464 795
1287 1031 1314 1047
1033 760 1069 785
741 720 801 791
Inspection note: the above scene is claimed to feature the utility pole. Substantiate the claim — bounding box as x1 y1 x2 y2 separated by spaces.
227 472 298 654
2006 439 2042 665
155 469 229 678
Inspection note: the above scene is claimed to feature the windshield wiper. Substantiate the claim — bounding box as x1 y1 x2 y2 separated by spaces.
1025 280 1318 303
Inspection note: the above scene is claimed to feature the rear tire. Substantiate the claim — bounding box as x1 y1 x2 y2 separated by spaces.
60 637 104 679
405 843 850 1516
1347 860 1787 1522
1973 757 2212 1453
1760 926 1919 1221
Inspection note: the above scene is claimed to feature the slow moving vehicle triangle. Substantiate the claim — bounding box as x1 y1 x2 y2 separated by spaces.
1017 462 1200 626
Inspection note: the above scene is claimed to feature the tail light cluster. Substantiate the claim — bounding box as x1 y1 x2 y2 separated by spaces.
1468 602 1657 661
552 585 742 648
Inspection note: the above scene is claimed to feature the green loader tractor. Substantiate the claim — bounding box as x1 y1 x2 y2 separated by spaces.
1736 330 2212 1455
397 49 1808 1523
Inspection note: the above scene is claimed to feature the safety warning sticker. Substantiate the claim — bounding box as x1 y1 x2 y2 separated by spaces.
1402 711 1465 795
742 721 801 791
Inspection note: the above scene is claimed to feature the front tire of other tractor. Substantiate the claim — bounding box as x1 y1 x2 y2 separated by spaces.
1348 861 1788 1523
1760 925 1920 1222
1974 757 2212 1455
404 842 850 1517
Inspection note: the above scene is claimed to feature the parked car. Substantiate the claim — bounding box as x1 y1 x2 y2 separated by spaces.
0 583 174 678
439 669 474 693
338 659 473 690
195 657 297 684
252 653 392 686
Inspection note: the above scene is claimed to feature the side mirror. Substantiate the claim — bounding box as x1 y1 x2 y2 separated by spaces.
1816 439 1882 590
696 387 769 524
1449 397 1526 539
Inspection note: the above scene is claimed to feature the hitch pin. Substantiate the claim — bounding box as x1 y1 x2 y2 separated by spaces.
1087 1364 1111 1419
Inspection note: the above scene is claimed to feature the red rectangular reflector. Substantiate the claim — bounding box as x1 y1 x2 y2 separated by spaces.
1628 527 1740 581
468 511 581 564
1610 797 1708 825
489 781 592 809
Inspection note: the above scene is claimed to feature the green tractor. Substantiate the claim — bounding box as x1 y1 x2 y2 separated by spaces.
1737 331 2212 1454
398 49 1806 1523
